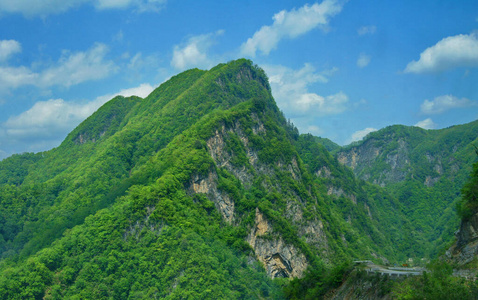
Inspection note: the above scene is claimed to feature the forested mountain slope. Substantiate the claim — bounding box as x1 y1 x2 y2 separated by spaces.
447 149 478 267
336 122 478 257
0 59 440 298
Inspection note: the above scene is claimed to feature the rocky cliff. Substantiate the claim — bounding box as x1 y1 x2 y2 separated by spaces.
186 111 329 278
447 212 478 266
337 137 411 186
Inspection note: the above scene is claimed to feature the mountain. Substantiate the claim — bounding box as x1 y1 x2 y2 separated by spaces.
336 122 478 257
0 59 471 298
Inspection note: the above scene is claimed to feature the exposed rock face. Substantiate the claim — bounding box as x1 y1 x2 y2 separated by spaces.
187 117 266 223
447 212 478 266
316 166 332 179
187 114 333 278
337 138 410 186
246 209 308 278
74 130 107 144
337 144 381 172
298 219 330 258
206 121 261 187
188 171 235 223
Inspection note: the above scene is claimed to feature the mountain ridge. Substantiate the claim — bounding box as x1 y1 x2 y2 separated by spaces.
0 59 475 298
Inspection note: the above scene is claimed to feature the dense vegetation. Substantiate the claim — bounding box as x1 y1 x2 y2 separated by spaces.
0 59 476 298
457 148 478 220
392 261 478 299
391 156 478 299
337 122 478 258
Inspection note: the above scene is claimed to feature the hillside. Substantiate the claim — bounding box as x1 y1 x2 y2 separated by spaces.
447 149 478 267
0 59 456 298
337 122 478 257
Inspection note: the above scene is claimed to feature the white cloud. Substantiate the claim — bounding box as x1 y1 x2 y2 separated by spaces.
0 40 21 62
0 0 87 17
350 127 377 143
0 65 37 89
240 0 343 57
40 43 117 87
414 118 437 129
117 83 154 98
171 31 223 70
0 0 166 17
0 43 117 90
95 0 135 9
305 125 322 135
357 53 371 68
296 92 348 114
127 52 160 72
405 33 478 73
420 95 477 114
128 53 144 69
0 82 154 153
4 98 94 138
263 63 347 118
357 25 376 36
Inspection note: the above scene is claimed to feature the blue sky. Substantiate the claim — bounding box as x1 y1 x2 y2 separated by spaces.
0 0 477 160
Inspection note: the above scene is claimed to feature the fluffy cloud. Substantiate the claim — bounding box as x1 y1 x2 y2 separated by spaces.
350 127 377 143
171 31 223 70
0 40 21 62
0 0 87 17
0 0 166 17
240 0 343 57
305 125 322 135
414 118 437 129
357 25 376 36
263 63 347 118
40 43 117 87
0 82 154 154
0 43 117 90
420 95 477 114
96 0 166 12
405 33 478 73
115 83 154 98
357 53 371 68
0 66 37 88
295 92 348 115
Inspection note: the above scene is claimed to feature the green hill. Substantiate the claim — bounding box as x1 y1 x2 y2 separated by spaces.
0 59 463 298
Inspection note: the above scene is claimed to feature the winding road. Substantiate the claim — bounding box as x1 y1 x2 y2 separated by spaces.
354 261 424 277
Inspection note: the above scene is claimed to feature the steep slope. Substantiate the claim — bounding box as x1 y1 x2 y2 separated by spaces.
0 59 421 298
337 123 478 257
296 134 418 260
447 151 478 267
0 61 267 260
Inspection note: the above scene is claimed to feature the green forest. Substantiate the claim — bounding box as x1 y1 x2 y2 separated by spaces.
0 59 477 299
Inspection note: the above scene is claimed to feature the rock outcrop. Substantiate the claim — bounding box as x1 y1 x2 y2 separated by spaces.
188 170 235 223
246 208 308 278
187 116 319 278
447 212 478 266
337 138 410 186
